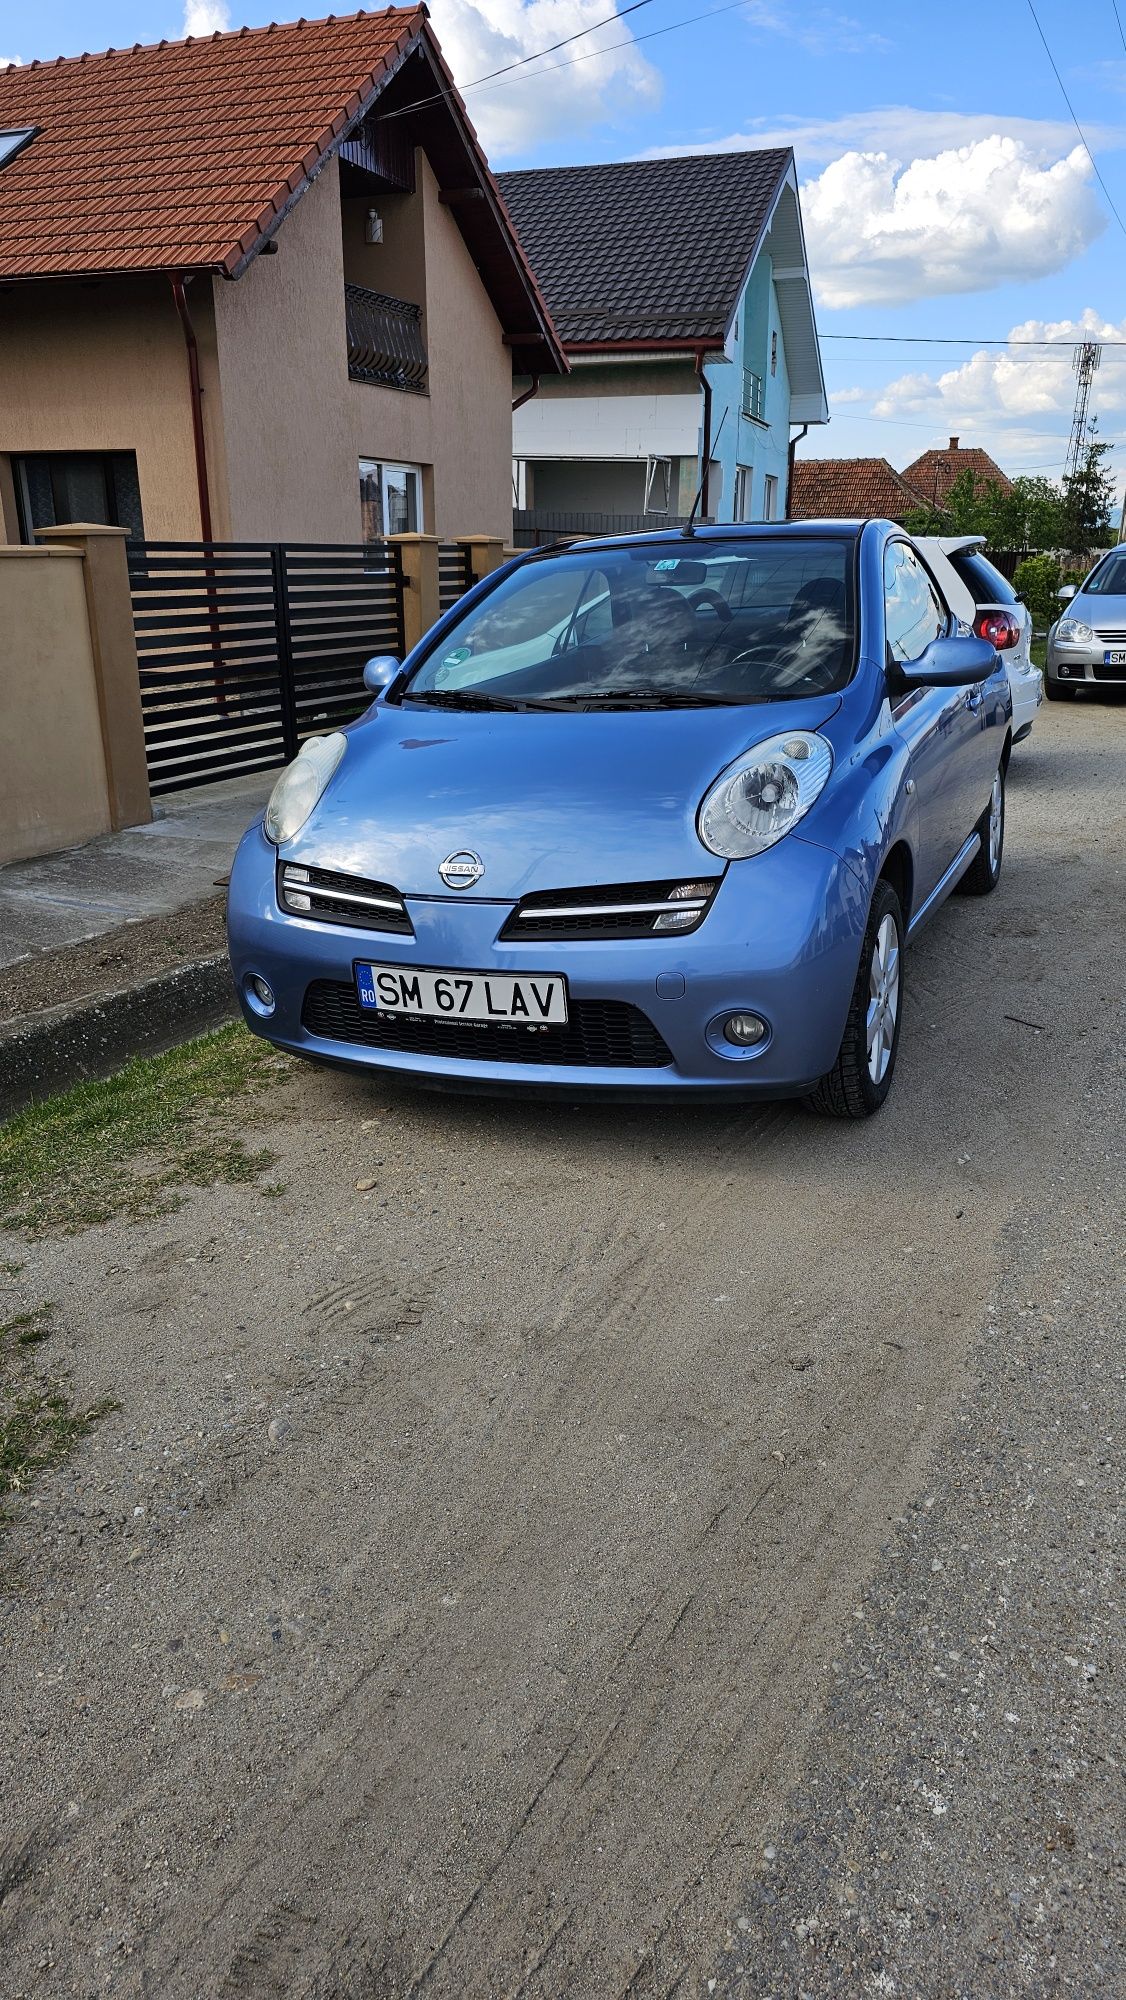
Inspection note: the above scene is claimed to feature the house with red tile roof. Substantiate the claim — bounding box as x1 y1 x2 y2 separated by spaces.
788 456 929 523
899 437 1012 513
0 11 565 546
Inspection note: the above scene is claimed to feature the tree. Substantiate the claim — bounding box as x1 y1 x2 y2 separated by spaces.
1061 431 1116 551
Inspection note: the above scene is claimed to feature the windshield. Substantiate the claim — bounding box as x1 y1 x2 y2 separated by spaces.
398 537 857 710
1082 552 1126 596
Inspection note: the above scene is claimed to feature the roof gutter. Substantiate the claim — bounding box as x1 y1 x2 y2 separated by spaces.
786 423 809 520
170 275 213 541
695 351 713 523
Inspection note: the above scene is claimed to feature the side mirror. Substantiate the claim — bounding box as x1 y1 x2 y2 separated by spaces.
363 654 400 693
1057 584 1077 602
890 634 996 691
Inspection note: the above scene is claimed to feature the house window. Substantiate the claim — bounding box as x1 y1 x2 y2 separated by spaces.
12 451 144 543
734 466 753 522
771 329 778 377
763 474 779 521
359 459 423 539
741 369 765 422
0 126 39 172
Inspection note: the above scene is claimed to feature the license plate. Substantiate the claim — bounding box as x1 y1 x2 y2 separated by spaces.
355 963 568 1024
1103 649 1126 667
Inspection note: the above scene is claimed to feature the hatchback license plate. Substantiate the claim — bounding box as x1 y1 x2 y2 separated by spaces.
356 963 568 1024
1103 648 1126 667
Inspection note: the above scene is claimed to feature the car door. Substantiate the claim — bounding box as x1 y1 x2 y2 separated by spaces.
884 540 978 900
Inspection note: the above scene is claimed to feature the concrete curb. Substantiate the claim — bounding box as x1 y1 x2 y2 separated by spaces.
0 951 238 1120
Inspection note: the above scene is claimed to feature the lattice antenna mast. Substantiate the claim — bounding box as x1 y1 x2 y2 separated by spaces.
1065 340 1102 480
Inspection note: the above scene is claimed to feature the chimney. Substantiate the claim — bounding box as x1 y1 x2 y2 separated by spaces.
948 435 960 451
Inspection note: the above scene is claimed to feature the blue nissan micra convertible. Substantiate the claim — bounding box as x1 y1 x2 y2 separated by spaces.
227 521 1010 1116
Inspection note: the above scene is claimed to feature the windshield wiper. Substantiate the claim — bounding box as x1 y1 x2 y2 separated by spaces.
558 688 740 709
399 688 563 712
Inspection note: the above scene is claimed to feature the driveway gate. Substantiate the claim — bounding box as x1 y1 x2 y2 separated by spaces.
128 540 406 794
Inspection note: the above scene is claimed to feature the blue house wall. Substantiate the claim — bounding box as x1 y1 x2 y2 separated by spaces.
703 253 792 522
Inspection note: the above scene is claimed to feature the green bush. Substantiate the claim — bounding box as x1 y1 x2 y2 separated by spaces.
1013 553 1062 630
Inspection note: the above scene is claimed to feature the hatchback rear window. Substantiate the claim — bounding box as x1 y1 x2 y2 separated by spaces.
949 551 1017 605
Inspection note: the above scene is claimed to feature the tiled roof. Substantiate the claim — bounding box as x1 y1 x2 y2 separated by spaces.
496 150 793 347
789 457 928 522
900 444 1013 506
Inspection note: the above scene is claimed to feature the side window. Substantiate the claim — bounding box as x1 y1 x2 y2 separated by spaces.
884 542 947 663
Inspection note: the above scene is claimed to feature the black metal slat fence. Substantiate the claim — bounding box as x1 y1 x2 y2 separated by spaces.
128 540 406 794
437 540 473 613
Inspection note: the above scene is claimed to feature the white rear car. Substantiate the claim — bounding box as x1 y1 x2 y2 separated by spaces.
915 535 1042 744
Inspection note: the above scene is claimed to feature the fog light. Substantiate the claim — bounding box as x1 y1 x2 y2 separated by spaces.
1059 665 1070 678
246 974 275 1015
724 1011 766 1046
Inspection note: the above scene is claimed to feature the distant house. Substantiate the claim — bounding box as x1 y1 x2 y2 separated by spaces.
0 10 564 547
900 437 1012 512
498 150 827 529
789 457 928 523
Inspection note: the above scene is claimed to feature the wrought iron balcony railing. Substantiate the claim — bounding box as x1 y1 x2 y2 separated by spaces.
345 284 428 393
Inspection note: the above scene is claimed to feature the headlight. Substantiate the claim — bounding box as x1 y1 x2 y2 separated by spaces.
1056 617 1094 643
263 733 347 846
697 731 833 860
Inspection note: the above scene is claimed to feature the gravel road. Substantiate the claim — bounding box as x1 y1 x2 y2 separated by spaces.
1 699 1122 1999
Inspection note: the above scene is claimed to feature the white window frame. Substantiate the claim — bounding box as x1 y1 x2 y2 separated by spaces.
359 458 423 539
763 474 779 521
733 466 753 522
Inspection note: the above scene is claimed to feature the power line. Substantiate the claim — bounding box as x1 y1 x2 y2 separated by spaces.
457 0 656 91
1114 0 1126 54
821 332 1126 349
1024 0 1126 238
380 0 754 122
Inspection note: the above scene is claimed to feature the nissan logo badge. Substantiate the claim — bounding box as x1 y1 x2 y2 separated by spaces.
439 851 485 890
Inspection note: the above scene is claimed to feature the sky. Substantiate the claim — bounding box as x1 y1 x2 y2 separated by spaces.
4 0 1126 488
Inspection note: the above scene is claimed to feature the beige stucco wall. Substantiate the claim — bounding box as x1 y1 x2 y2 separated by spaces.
211 151 514 543
0 276 210 541
0 146 515 548
0 546 112 862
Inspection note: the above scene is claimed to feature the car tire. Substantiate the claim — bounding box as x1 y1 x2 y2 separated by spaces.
1044 676 1074 701
958 760 1005 896
808 879 904 1120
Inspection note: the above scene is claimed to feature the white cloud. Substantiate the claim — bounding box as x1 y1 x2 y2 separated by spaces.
427 0 661 158
742 4 891 55
0 55 22 68
800 136 1104 309
873 310 1126 428
830 385 867 404
646 107 1126 171
183 1 229 35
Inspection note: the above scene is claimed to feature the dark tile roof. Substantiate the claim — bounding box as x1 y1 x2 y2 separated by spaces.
900 443 1013 506
0 9 566 369
789 457 929 523
496 150 792 347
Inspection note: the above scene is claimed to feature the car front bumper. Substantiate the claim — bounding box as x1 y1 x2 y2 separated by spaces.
227 825 870 1096
1047 636 1126 686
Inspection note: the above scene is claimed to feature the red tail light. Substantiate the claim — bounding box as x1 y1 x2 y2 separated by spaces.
974 610 1021 650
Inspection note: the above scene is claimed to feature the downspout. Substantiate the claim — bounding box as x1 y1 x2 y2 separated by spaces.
170 274 214 541
695 351 712 522
786 423 809 519
512 373 540 413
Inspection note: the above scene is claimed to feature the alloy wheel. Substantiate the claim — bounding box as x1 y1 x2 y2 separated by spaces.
866 912 900 1087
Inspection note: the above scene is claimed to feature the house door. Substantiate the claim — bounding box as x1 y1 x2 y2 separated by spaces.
359 459 423 539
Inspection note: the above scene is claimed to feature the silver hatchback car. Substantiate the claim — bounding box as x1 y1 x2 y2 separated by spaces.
1046 547 1126 697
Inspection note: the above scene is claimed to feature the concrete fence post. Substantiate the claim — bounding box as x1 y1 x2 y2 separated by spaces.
459 535 506 586
389 533 441 654
35 523 151 830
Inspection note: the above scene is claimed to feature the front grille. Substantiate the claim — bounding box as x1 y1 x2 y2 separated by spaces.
1094 630 1126 643
499 877 720 942
278 862 413 935
1092 658 1126 681
301 980 673 1068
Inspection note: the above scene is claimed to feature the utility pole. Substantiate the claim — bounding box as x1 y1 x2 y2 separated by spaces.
1065 341 1101 482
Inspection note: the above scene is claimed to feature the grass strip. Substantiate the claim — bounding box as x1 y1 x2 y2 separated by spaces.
0 1304 117 1512
0 1024 288 1236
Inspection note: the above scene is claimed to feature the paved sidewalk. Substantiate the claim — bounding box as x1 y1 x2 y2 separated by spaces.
0 769 275 970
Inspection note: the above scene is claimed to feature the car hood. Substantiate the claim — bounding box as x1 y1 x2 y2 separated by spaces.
284 694 844 898
1075 591 1126 627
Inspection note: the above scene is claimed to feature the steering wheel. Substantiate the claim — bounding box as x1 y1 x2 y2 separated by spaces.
687 587 732 623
